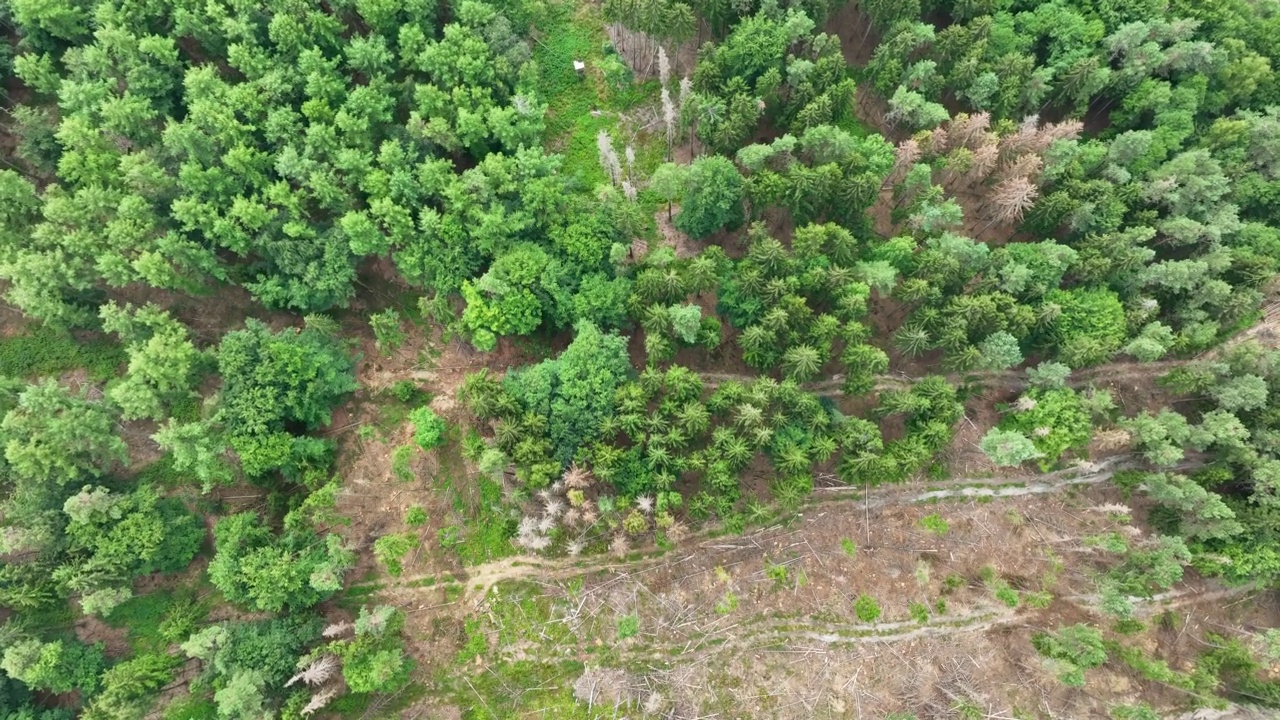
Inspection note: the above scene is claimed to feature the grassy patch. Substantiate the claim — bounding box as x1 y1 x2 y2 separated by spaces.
979 567 1020 608
374 390 431 440
445 476 515 566
533 0 664 188
16 600 75 633
444 582 611 719
133 454 186 488
495 582 576 646
918 513 950 535
106 591 176 653
1024 590 1053 609
107 590 208 654
443 582 466 603
326 682 428 717
163 694 218 720
0 326 125 381
458 658 598 719
337 582 384 610
616 613 639 639
715 591 739 614
840 537 857 557
1219 308 1263 346
836 112 876 138
436 429 516 565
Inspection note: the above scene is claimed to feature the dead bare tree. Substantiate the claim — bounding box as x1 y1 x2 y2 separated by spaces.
979 175 1039 234
597 130 622 185
926 126 949 157
997 114 1045 160
996 153 1044 185
286 655 339 688
965 140 1000 183
301 687 339 717
882 138 920 189
607 24 661 78
661 86 677 157
564 463 593 489
678 76 695 154
949 111 991 150
885 112 1076 240
1044 118 1085 143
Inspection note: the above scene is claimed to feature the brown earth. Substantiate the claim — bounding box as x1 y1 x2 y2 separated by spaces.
380 457 1279 718
824 3 881 68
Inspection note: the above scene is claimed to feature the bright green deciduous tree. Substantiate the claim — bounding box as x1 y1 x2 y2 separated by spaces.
216 320 355 477
182 615 321 700
980 428 1043 467
409 407 447 450
153 419 235 492
1004 389 1092 468
207 513 354 613
1123 409 1192 467
978 331 1024 371
373 532 417 577
79 587 133 618
333 606 414 694
460 243 572 350
100 302 204 421
2 379 127 487
1027 361 1072 389
1122 322 1175 362
1031 624 1107 688
675 156 744 239
1210 374 1269 412
649 162 689 220
63 483 203 586
505 322 632 465
572 273 632 329
217 320 357 435
214 670 269 720
1 637 104 696
667 304 704 345
1045 287 1127 367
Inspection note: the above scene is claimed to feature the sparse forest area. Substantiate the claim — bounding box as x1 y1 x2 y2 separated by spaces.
1 0 1280 716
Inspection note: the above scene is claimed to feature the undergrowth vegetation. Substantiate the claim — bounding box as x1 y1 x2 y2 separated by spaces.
1 0 1280 715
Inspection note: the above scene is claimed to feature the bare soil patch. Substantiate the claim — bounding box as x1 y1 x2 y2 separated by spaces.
824 3 880 67
428 477 1279 718
652 206 704 258
74 614 131 658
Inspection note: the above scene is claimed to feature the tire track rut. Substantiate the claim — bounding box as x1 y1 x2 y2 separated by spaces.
390 455 1146 602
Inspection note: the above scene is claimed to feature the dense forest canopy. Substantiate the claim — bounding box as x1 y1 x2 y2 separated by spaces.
1 0 1280 715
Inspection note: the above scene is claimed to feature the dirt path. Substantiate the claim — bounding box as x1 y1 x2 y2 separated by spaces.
389 454 1150 603
1065 582 1262 618
1192 302 1280 364
455 554 689 606
394 446 1274 719
435 502 1254 676
818 455 1132 499
578 581 1263 671
517 603 1025 670
380 303 1280 407
696 359 1197 395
